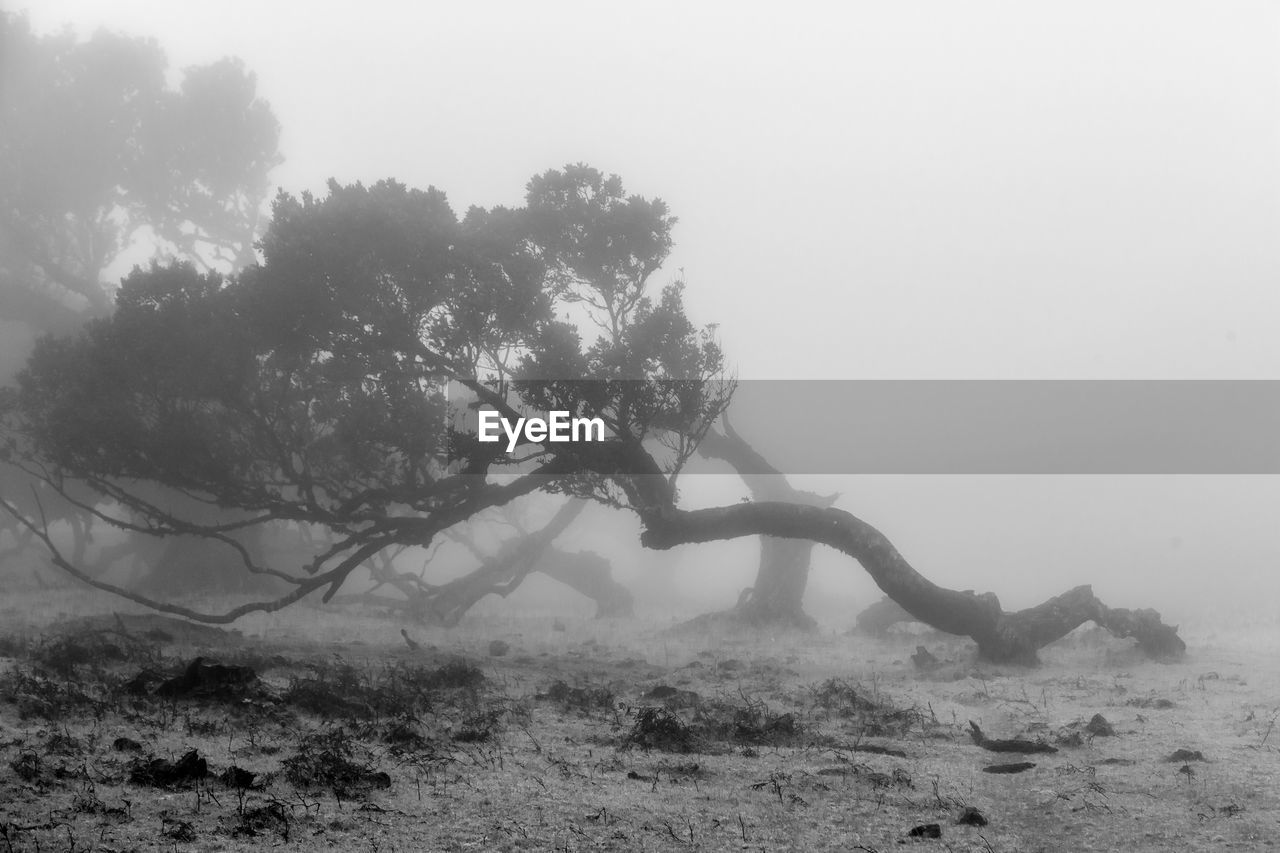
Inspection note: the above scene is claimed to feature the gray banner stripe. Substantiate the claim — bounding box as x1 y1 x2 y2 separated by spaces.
720 380 1280 474
448 380 1280 474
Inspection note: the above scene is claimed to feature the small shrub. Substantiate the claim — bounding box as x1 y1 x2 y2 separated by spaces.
622 707 698 753
281 727 391 798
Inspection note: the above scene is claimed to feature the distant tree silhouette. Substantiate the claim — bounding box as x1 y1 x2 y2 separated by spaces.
0 12 282 587
0 12 281 336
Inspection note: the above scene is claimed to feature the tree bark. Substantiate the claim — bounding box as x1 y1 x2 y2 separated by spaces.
695 419 837 628
639 501 1184 664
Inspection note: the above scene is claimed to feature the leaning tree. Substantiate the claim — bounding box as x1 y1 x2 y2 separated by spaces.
0 165 1185 665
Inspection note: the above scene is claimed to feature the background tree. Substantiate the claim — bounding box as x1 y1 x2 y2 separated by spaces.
2 166 1184 665
351 498 633 626
0 12 281 337
0 12 282 586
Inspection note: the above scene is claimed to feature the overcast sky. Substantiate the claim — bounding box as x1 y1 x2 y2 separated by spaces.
21 0 1280 380
14 1 1280 622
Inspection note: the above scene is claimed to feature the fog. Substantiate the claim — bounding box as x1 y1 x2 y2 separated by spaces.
3 1 1277 630
5 4 1280 848
22 2 1280 378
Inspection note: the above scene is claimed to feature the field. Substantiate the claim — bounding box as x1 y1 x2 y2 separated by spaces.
1 590 1277 852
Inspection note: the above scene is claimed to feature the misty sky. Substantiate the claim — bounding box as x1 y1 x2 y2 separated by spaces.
13 2 1280 623
21 0 1280 380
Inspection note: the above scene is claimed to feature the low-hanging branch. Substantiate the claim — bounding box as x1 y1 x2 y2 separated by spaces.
0 492 392 624
0 462 571 625
3 436 1188 662
637 500 1185 664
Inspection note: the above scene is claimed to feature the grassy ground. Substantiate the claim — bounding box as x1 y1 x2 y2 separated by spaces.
1 590 1277 852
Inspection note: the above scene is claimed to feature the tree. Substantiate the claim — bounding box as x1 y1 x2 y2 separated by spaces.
353 499 633 625
0 12 282 587
1 166 1184 665
0 12 281 336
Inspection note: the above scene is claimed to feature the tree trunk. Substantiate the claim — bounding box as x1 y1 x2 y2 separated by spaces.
732 537 821 627
639 501 1184 664
695 418 837 628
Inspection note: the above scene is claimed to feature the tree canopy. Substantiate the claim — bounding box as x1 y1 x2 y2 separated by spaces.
3 166 731 619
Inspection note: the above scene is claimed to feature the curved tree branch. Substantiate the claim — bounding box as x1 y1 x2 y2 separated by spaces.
0 463 576 624
638 501 1184 663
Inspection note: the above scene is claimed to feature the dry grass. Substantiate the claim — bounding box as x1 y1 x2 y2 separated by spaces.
0 589 1277 851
